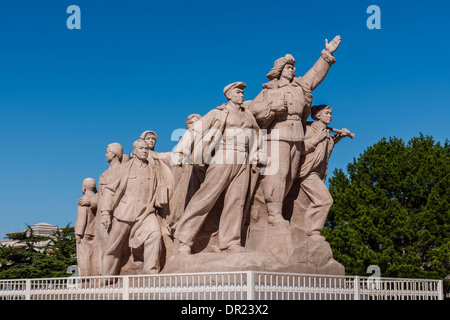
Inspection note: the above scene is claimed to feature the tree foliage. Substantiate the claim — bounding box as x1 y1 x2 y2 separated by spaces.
323 134 450 281
0 225 77 279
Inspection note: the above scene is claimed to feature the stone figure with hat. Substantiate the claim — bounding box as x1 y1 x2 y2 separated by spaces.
173 82 263 255
248 35 341 227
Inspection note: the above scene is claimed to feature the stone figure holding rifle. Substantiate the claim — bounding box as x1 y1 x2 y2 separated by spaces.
296 104 354 240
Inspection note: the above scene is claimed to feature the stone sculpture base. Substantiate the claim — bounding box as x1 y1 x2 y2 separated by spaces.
161 225 344 275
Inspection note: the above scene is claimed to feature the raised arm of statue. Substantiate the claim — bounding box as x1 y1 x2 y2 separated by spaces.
301 35 341 91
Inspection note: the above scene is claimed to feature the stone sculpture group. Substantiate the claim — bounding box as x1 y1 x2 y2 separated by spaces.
75 36 355 276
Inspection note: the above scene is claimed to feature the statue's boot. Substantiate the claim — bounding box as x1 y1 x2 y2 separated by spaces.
174 238 191 255
266 202 289 227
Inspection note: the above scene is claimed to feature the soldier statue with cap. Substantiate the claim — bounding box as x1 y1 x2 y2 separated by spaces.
174 81 262 255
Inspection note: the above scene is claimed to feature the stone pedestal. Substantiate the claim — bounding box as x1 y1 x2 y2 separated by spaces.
161 225 344 275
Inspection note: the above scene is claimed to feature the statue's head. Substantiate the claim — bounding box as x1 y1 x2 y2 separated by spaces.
106 142 123 163
82 177 97 194
223 82 246 105
133 139 150 161
186 114 201 130
311 105 332 124
266 54 296 81
140 130 158 150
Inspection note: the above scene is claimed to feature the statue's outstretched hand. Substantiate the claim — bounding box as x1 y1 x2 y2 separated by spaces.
325 35 341 53
340 128 351 136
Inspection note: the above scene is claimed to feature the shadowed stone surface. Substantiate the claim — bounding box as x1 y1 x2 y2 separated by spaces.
162 225 344 275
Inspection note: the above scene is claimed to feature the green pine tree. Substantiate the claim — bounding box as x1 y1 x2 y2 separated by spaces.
0 224 77 279
323 134 449 283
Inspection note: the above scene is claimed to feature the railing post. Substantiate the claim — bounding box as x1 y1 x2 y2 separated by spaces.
354 276 360 300
437 280 444 300
25 279 31 300
122 276 130 300
247 271 255 300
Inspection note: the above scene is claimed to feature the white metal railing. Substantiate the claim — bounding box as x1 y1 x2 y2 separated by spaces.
0 271 444 300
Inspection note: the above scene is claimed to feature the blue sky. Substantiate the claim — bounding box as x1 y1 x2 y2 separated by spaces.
0 0 449 237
